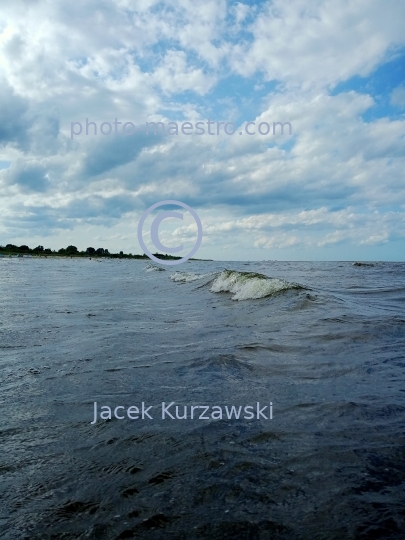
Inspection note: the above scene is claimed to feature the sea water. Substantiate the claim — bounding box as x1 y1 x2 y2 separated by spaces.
1 258 404 539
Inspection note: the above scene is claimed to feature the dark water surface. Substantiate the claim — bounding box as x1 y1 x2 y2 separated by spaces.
1 258 404 539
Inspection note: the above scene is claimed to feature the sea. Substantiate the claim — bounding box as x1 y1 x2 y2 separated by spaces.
1 257 404 539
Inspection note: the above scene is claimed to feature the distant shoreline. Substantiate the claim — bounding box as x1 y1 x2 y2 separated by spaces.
0 245 211 261
0 250 172 260
0 252 211 261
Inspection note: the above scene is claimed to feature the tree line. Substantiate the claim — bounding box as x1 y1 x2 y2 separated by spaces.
0 244 182 260
0 244 143 258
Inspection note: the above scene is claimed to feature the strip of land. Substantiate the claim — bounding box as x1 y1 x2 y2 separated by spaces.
0 243 181 260
0 244 212 261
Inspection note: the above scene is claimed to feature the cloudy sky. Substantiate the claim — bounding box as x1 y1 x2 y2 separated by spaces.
0 0 404 261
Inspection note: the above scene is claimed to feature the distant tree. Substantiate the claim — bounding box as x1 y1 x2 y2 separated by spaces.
86 247 95 255
19 245 30 252
6 244 17 250
44 249 52 254
66 245 78 253
95 248 104 255
119 251 123 256
104 248 109 254
58 248 66 254
33 245 44 252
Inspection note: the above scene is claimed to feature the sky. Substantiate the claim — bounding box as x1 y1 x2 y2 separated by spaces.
0 0 404 261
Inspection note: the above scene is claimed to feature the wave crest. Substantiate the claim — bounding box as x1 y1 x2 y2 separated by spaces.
171 271 214 283
146 263 166 272
210 270 303 301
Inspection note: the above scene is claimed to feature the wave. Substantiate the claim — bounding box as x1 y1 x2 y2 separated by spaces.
209 270 303 301
146 263 166 272
170 271 214 283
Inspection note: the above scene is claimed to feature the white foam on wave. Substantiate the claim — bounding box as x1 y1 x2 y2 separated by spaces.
170 271 214 283
146 263 166 272
210 270 301 301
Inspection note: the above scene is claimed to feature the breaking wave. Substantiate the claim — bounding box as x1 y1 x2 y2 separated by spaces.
210 270 303 301
146 263 166 272
170 271 215 283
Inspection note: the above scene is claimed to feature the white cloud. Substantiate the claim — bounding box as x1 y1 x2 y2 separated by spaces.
391 86 405 109
230 0 405 89
151 50 216 95
0 0 404 259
